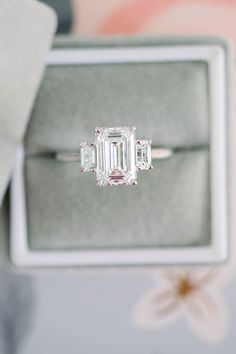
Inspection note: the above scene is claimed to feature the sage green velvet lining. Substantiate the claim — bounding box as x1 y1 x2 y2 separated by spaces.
24 37 216 251
26 151 210 250
25 61 209 153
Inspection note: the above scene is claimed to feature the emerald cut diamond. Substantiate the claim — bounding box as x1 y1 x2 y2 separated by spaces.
95 126 137 186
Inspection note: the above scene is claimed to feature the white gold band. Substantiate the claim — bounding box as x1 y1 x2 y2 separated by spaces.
56 148 173 163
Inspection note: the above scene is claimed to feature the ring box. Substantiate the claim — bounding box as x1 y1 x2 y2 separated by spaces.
10 37 233 268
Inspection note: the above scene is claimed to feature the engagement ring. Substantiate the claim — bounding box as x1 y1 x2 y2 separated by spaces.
56 126 172 186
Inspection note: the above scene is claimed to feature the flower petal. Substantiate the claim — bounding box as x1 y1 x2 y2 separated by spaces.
132 286 181 329
184 291 228 343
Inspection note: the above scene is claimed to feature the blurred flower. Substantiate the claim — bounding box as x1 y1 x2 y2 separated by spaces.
74 0 236 48
133 269 230 343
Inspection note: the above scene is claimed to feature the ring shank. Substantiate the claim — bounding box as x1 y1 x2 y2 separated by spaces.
56 152 81 162
56 148 173 162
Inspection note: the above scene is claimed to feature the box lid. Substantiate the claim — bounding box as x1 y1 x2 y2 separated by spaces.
0 0 57 207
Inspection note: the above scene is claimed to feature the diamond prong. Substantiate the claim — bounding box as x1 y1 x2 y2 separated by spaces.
149 165 154 170
80 167 85 173
97 181 106 187
95 127 101 134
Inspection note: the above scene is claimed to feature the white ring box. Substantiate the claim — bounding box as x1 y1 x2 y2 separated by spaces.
10 42 231 268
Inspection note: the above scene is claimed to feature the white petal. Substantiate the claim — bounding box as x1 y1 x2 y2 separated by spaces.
132 286 182 329
184 291 228 343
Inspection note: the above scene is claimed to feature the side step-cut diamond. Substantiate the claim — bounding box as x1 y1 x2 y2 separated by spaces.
136 140 152 170
80 143 96 172
95 126 137 186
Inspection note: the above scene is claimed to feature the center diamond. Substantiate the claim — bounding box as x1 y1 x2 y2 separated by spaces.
95 126 137 186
